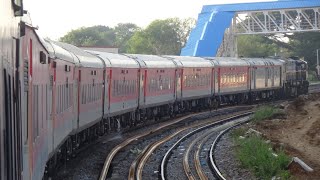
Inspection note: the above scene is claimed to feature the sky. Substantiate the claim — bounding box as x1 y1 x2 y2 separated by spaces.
24 0 275 40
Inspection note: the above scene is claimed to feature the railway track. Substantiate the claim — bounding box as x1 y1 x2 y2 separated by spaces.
99 95 313 180
99 106 253 180
160 113 252 180
309 82 320 93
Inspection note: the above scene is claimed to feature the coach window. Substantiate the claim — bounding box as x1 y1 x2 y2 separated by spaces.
63 85 66 110
124 80 127 95
114 80 117 96
62 85 64 111
88 85 90 102
113 80 116 96
65 84 67 110
97 85 99 100
87 84 90 103
93 85 96 101
89 84 92 103
88 84 90 103
85 84 88 103
95 85 98 100
59 85 62 112
128 81 131 94
57 85 60 113
84 85 86 104
60 85 62 113
124 81 127 95
96 85 99 100
85 84 88 104
91 85 94 102
81 85 84 104
60 85 63 112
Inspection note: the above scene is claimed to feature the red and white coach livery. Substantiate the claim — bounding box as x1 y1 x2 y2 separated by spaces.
0 6 310 179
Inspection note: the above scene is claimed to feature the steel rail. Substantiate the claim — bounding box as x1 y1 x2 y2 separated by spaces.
183 129 215 180
129 128 185 180
99 105 252 180
194 133 212 180
99 113 198 180
209 118 251 180
131 110 246 180
160 112 253 180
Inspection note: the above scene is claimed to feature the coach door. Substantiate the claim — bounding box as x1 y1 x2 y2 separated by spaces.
3 67 21 180
251 66 256 90
2 38 23 180
139 70 146 106
175 69 182 100
104 69 110 115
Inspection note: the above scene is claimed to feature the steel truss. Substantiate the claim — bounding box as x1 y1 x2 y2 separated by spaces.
218 7 320 57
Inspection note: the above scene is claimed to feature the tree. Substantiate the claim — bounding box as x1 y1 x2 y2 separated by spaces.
237 35 280 58
126 31 153 54
127 18 196 55
60 25 116 47
171 17 196 48
283 32 320 71
114 23 139 53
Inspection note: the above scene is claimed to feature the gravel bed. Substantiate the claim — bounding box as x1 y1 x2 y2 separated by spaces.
52 106 252 180
198 132 219 180
214 129 255 180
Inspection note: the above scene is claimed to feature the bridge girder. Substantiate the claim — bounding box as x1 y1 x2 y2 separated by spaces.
218 7 320 57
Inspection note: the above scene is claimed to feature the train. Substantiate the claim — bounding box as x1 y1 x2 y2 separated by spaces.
1 1 309 179
0 0 24 179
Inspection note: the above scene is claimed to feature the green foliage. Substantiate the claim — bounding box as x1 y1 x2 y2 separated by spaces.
127 17 195 55
308 71 320 82
286 32 320 71
252 106 279 122
59 18 194 55
235 136 291 179
238 35 280 58
237 32 320 72
230 127 247 139
114 23 139 53
60 25 116 47
126 31 153 54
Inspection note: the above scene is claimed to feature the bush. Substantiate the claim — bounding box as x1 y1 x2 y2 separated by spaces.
308 71 319 82
235 136 291 179
252 106 279 122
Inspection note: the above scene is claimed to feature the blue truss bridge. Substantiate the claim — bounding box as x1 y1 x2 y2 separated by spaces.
181 0 320 57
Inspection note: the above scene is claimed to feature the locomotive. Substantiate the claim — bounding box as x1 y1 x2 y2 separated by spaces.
1 1 309 179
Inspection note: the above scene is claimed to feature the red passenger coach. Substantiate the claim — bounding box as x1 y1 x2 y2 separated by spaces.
127 54 177 119
21 25 50 180
55 43 105 133
166 56 214 110
208 57 250 104
44 40 77 157
88 51 140 128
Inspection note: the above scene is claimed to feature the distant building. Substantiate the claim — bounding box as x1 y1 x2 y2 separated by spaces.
79 46 119 53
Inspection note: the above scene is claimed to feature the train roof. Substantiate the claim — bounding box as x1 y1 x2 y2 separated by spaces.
86 51 140 68
125 54 176 68
243 58 284 66
163 56 214 68
51 41 104 68
44 39 77 64
206 57 250 67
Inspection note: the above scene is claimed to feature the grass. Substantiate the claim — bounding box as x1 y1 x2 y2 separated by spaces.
308 71 320 83
252 106 280 122
234 135 291 179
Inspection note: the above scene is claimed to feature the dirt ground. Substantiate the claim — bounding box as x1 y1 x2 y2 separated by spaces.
254 93 320 180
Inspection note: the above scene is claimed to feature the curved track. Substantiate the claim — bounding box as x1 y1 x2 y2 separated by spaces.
160 113 252 180
99 106 253 180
